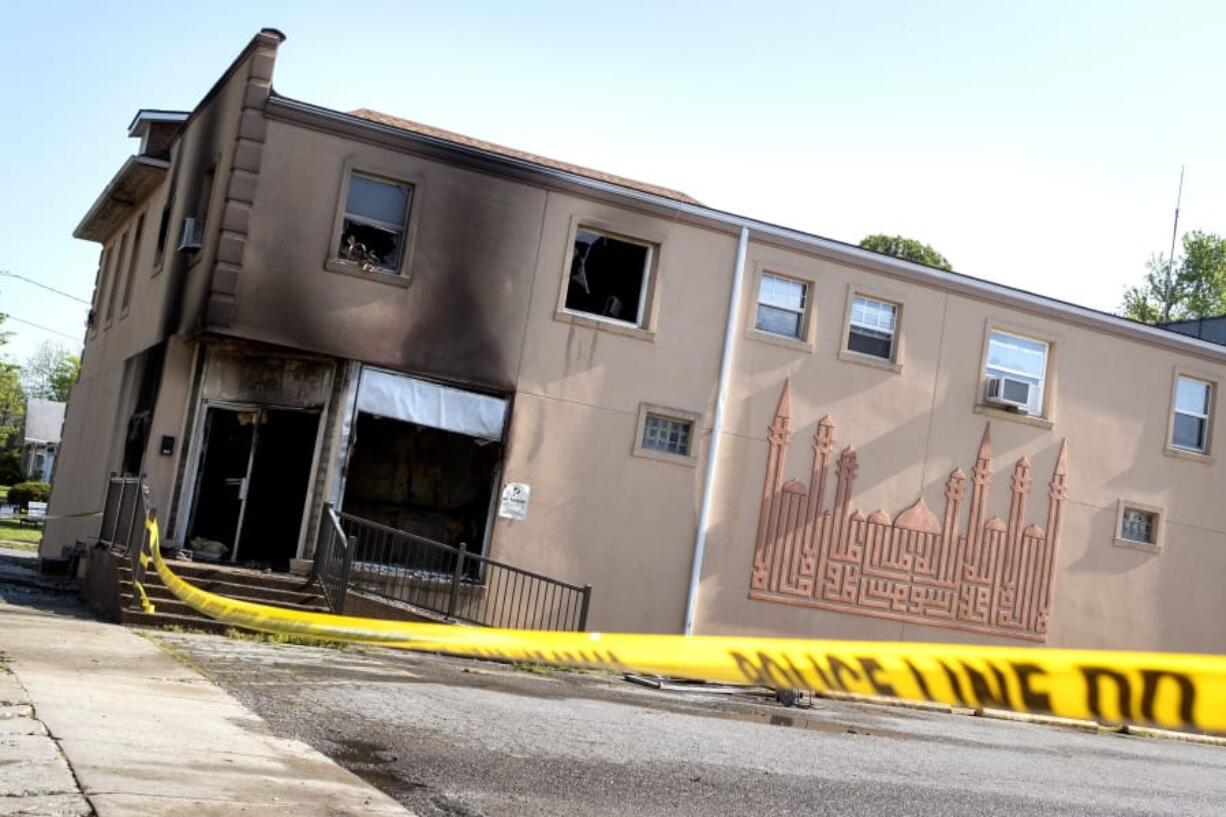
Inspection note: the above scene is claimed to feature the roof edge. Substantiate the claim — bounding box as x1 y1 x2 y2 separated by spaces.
265 94 1226 366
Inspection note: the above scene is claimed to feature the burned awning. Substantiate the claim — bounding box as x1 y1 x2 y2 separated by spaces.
355 368 507 441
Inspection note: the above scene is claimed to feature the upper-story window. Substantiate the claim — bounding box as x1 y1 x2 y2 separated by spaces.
120 212 145 313
565 228 653 327
755 274 808 340
847 295 898 360
983 330 1048 416
336 172 413 274
1171 375 1213 454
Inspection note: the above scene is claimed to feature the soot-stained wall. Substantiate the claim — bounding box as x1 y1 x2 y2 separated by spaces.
230 119 548 392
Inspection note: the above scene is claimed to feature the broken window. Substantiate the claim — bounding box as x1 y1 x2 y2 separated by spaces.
755 274 808 339
642 413 692 456
565 228 652 326
336 173 413 274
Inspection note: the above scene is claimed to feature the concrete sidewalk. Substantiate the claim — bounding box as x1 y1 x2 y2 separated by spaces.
0 553 413 816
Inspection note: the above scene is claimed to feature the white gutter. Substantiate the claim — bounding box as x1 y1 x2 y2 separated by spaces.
683 226 750 635
267 95 1226 365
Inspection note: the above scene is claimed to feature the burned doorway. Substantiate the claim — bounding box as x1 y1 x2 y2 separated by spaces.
340 369 508 566
186 405 319 570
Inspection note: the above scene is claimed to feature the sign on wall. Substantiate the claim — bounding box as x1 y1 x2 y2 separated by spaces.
499 483 531 521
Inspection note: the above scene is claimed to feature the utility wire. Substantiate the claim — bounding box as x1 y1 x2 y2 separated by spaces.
1 314 82 343
0 269 91 305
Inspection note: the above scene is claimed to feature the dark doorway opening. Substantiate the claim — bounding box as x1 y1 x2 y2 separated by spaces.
186 406 319 571
342 413 501 565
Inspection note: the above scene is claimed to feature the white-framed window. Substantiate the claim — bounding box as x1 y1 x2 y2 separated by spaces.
335 172 414 274
984 330 1049 416
847 295 897 360
755 274 808 339
1171 375 1213 453
642 413 693 457
565 228 653 327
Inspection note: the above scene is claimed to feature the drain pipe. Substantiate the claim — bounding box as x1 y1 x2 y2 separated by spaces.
683 226 750 635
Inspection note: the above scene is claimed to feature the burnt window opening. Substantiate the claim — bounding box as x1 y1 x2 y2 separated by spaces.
342 414 501 577
105 230 128 323
153 200 173 268
565 229 652 326
336 173 413 274
121 212 146 311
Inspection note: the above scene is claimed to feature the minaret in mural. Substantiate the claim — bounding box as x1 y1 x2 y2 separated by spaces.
747 380 1069 641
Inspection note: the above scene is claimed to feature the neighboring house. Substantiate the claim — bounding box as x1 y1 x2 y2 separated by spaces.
41 29 1226 653
22 399 65 483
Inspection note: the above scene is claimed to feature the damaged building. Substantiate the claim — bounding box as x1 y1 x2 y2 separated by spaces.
44 29 1226 651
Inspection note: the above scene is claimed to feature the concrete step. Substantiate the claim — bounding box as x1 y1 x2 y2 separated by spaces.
119 608 244 636
118 574 328 607
119 590 330 619
121 558 318 592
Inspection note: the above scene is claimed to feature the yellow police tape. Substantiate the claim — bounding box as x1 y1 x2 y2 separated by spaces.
142 518 1226 735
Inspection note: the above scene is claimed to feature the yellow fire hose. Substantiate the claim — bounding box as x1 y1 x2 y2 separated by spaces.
141 517 1226 735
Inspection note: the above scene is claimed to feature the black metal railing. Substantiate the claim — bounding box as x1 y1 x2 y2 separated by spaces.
317 508 591 631
98 474 153 611
315 504 353 613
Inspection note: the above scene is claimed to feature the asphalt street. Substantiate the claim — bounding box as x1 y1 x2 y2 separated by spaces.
153 629 1226 817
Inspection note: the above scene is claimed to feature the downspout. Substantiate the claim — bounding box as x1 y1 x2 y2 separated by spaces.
683 226 750 635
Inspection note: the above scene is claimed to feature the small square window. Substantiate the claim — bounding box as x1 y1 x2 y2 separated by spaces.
642 414 692 456
755 274 808 339
565 229 653 326
984 330 1048 416
1119 508 1157 544
336 173 413 274
847 296 897 360
1114 500 1163 552
1171 375 1212 453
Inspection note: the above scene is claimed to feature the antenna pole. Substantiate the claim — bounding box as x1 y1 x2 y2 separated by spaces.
1162 166 1185 322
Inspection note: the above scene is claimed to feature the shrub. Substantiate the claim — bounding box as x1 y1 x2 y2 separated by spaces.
8 481 50 508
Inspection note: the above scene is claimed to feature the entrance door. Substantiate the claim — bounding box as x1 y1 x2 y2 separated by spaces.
187 406 320 570
236 408 320 571
186 407 256 561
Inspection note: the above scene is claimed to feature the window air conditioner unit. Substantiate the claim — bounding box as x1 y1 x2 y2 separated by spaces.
985 375 1031 412
177 217 203 253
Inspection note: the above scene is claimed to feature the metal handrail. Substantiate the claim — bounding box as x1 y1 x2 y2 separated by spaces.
321 509 592 631
313 504 353 614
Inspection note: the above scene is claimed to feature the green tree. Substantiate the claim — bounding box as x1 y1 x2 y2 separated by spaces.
0 315 24 453
859 234 952 271
21 341 79 402
1121 231 1226 324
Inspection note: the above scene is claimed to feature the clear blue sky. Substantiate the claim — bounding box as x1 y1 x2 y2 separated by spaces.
2 1 1224 362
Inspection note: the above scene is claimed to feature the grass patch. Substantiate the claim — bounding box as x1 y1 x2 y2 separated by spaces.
511 661 555 675
223 628 349 650
0 486 7 501
0 519 41 549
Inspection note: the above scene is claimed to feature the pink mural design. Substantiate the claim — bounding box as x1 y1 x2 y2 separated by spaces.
749 381 1068 641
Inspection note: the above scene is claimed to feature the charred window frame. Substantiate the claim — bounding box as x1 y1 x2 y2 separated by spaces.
88 246 111 334
105 229 129 325
326 164 418 285
153 199 174 273
120 211 146 316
